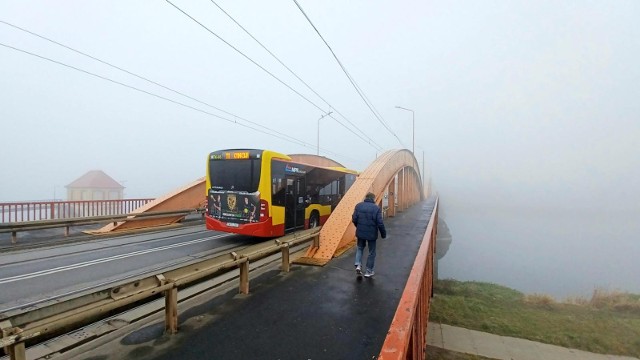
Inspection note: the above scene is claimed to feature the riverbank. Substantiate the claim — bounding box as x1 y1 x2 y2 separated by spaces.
428 279 640 358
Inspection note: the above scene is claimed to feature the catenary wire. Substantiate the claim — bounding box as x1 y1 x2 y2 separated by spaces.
291 0 406 147
0 20 360 162
292 0 396 134
208 0 383 151
0 19 310 151
0 42 359 160
292 0 396 133
164 0 381 151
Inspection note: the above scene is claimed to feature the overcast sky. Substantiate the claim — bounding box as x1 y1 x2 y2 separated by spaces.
1 0 638 202
1 1 639 296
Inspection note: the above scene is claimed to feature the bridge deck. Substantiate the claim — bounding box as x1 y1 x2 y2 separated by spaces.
81 197 436 360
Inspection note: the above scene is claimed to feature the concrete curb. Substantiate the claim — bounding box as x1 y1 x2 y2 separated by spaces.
427 322 639 360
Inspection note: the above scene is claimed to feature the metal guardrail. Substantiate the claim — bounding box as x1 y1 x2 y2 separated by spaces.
1 200 437 359
0 208 203 244
0 228 320 360
379 198 438 360
0 199 154 224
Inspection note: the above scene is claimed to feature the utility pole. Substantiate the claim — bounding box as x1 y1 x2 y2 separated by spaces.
395 106 415 154
317 111 333 155
422 150 425 195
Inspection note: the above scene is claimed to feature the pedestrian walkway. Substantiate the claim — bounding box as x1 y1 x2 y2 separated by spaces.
427 322 639 360
73 198 437 360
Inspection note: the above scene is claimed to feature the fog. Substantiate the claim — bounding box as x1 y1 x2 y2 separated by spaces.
1 1 638 297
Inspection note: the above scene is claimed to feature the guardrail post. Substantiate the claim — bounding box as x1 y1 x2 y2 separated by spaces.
164 286 178 334
65 225 70 237
11 342 26 360
2 322 26 360
6 342 26 360
281 244 290 272
11 231 17 244
239 260 249 294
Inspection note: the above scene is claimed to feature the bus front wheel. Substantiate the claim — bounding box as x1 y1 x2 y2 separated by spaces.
309 212 319 228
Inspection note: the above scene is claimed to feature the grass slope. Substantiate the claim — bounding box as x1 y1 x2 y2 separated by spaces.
426 346 495 360
429 280 640 357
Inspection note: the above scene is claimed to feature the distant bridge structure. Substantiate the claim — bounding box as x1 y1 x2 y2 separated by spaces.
91 149 427 264
298 149 425 265
0 149 434 360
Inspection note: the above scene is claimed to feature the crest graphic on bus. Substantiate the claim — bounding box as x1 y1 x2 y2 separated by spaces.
205 149 357 236
227 194 237 212
208 189 259 224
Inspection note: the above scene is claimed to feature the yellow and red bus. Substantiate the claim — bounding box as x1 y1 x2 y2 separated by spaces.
205 149 357 237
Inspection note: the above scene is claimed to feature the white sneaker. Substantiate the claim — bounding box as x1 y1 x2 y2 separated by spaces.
364 270 375 278
355 265 362 276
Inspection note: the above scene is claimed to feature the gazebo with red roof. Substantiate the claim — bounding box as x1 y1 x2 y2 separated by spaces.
66 170 125 201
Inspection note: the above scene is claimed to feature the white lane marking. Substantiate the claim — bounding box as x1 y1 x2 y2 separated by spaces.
0 242 244 313
0 234 232 284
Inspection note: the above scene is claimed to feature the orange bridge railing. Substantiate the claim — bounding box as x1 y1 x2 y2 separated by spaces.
379 198 438 360
0 199 154 223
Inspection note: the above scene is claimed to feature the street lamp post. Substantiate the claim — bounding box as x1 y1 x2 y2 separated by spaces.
317 111 333 155
395 106 414 154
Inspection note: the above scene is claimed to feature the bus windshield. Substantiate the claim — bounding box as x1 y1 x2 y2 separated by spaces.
209 159 261 193
205 149 357 237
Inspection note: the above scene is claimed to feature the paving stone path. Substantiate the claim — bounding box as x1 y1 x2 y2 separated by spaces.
427 323 639 360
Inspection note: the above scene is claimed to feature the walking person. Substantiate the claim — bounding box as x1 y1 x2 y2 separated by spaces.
352 192 386 278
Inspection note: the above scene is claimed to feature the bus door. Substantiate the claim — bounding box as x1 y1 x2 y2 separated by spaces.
285 177 306 231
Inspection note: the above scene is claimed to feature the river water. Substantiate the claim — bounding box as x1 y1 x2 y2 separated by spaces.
437 203 640 299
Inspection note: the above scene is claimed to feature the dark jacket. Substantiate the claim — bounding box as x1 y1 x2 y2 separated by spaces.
352 198 386 241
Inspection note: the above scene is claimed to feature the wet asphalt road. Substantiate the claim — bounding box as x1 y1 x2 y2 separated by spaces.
0 225 254 311
75 197 437 360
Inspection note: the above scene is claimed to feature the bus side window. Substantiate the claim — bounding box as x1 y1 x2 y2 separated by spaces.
307 186 319 203
345 174 356 191
287 178 294 194
331 180 339 205
319 182 331 204
272 177 286 206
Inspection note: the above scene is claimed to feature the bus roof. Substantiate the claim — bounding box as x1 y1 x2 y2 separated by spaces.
208 149 290 161
208 149 358 174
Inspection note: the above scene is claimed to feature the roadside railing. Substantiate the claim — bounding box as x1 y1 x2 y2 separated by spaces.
0 199 438 360
0 228 321 360
0 199 154 224
0 208 202 244
379 198 438 360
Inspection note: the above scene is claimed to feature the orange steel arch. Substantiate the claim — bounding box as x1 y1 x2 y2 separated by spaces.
297 149 426 266
287 154 346 168
91 154 350 234
92 177 206 233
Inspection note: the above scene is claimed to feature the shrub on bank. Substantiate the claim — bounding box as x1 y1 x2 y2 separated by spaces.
430 279 640 358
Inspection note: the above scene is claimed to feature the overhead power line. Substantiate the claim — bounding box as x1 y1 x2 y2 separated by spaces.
0 19 310 151
208 0 382 151
0 42 357 160
291 0 406 147
164 0 381 151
